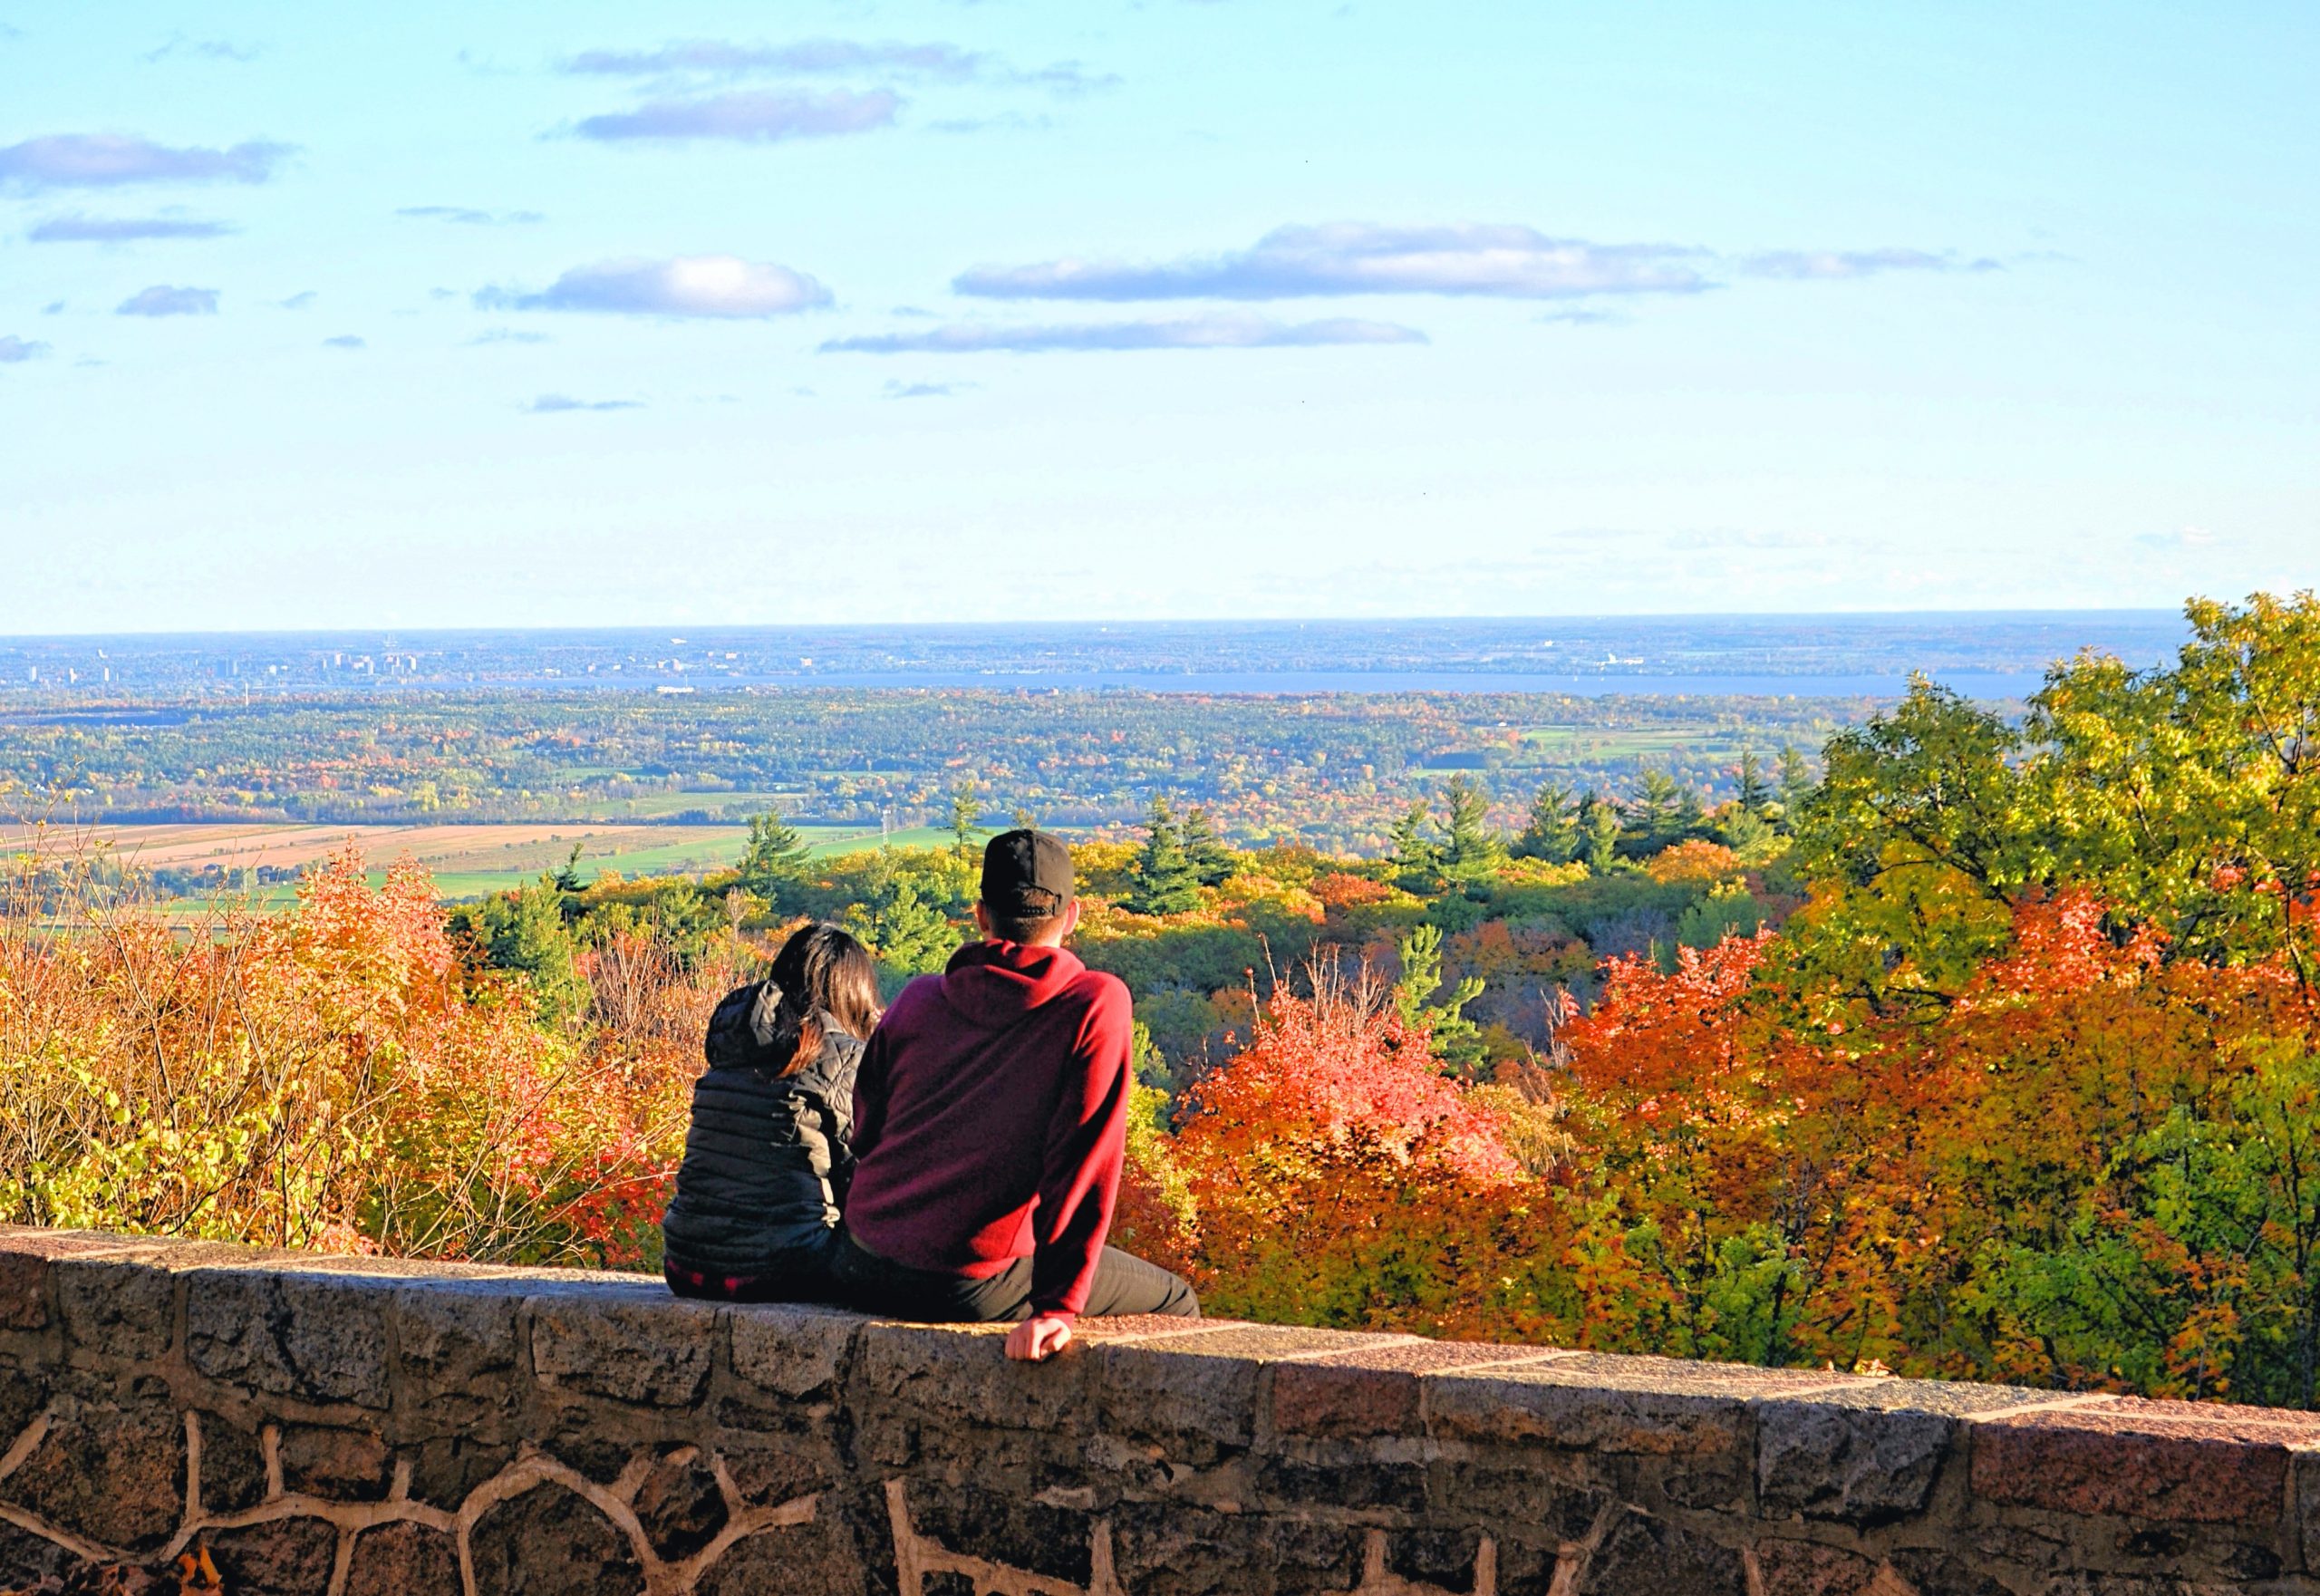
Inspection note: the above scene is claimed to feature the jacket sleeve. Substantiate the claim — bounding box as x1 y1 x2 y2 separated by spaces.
850 1024 891 1166
1028 983 1136 1320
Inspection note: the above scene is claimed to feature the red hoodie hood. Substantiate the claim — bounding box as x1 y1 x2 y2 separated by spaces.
937 939 1089 1030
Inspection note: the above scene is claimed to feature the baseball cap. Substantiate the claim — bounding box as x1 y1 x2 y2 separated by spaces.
980 828 1075 918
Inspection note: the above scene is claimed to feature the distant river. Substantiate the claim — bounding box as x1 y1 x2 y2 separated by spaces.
658 668 2052 698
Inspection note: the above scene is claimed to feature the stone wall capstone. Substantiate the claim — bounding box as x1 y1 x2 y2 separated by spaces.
2 1224 2316 1594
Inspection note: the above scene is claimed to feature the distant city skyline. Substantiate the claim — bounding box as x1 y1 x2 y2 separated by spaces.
3 2 2314 631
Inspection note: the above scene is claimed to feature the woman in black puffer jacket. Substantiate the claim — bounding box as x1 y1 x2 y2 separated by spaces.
662 923 881 1302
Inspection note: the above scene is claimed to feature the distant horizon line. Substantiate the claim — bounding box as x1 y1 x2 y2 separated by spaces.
0 606 2191 644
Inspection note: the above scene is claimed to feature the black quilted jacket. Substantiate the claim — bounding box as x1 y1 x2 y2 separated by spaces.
660 982 864 1276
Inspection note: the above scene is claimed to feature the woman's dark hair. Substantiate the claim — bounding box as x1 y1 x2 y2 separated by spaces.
751 923 881 1077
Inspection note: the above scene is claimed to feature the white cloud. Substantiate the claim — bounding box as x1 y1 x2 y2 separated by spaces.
396 206 543 226
574 89 899 142
115 285 218 316
29 213 235 242
0 134 290 189
527 393 642 412
822 313 1426 353
0 335 51 363
1739 248 2001 279
478 256 832 318
955 223 1714 302
562 37 1114 93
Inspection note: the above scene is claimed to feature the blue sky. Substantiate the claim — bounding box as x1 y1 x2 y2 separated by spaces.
2 1 2313 632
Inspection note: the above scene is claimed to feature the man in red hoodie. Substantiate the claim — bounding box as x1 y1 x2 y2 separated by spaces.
832 829 1199 1361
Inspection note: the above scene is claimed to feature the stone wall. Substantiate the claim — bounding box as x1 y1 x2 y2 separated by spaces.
3 1226 2316 1595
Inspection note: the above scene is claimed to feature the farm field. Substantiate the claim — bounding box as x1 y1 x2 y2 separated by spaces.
0 818 962 904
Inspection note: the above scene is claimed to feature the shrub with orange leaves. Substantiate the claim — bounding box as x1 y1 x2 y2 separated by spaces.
0 839 696 1268
1645 838 1744 886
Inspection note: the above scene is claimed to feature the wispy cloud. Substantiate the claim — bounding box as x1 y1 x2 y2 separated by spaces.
527 393 642 412
323 334 366 349
955 223 1713 302
116 285 218 316
567 39 980 78
823 313 1426 353
0 335 51 363
29 213 236 242
2136 527 2221 551
468 328 550 345
277 290 316 310
143 35 260 63
957 222 1996 304
0 134 291 190
574 88 899 142
397 205 544 227
884 379 971 398
1737 248 2001 279
563 37 1114 93
477 256 831 318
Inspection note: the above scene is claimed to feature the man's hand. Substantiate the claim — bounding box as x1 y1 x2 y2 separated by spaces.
1005 1313 1074 1362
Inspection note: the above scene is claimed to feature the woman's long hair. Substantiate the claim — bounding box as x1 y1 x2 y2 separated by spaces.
750 922 881 1077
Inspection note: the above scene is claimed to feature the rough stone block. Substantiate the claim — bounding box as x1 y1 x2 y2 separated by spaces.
1756 1382 2009 1526
1271 1340 1559 1441
2299 1447 2319 1575
0 1354 47 1444
529 1292 717 1407
1427 1353 1853 1459
400 1434 517 1510
726 1303 860 1406
279 1421 393 1499
1110 1500 1364 1595
195 1409 270 1514
695 1517 884 1596
716 1437 845 1510
390 1282 520 1395
906 1479 1095 1584
1885 1547 2017 1596
852 1321 1093 1440
1387 1526 1486 1593
1427 1456 1606 1543
1577 1509 1745 1596
185 1269 392 1408
1097 1326 1371 1456
1970 1397 2320 1526
0 1391 186 1553
1749 1539 1886 1596
469 1479 646 1595
0 1228 163 1330
203 1515 341 1596
54 1257 176 1360
344 1520 461 1596
1258 1446 1428 1514
634 1449 730 1562
0 1522 82 1591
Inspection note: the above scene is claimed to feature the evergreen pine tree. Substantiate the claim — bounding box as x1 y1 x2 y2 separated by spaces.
1128 796 1203 915
1436 774 1505 884
1513 779 1580 863
947 777 982 856
1774 743 1815 832
1178 806 1236 886
1387 799 1440 889
1735 749 1771 812
1578 793 1621 871
738 808 813 905
1394 922 1487 1069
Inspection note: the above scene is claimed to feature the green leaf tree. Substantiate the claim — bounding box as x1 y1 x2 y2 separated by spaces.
947 777 982 857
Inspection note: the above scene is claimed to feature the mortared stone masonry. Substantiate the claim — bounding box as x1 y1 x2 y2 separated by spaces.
3 1224 2318 1594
